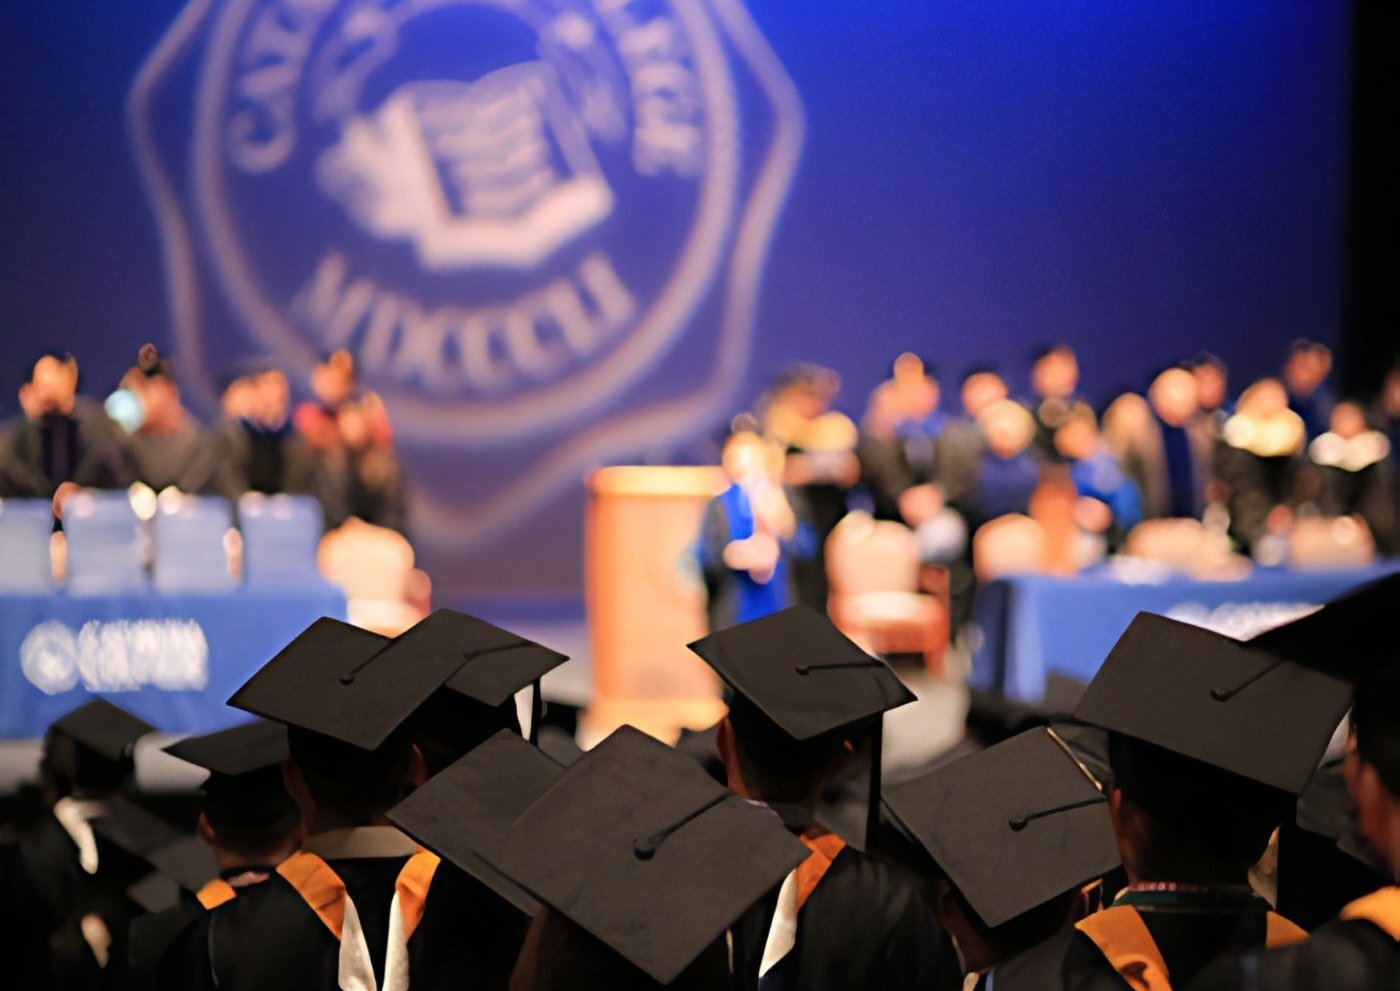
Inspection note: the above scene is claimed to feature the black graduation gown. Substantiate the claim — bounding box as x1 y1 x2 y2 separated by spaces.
157 857 527 991
729 843 962 991
1061 901 1278 991
1185 915 1398 991
981 922 1076 991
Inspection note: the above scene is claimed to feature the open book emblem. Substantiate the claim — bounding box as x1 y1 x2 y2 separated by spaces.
317 63 614 271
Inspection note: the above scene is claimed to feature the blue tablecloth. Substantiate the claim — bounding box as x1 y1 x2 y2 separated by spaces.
970 562 1400 703
0 583 346 738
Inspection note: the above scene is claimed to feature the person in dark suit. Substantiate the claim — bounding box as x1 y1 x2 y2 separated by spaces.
0 351 130 502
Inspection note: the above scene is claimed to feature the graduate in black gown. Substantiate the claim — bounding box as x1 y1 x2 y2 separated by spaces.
687 607 963 991
161 616 530 991
1187 574 1400 991
883 727 1122 991
128 720 302 989
0 699 154 991
1061 608 1360 990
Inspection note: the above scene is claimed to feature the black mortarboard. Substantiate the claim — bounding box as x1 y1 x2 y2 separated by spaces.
480 726 808 984
123 834 220 913
90 795 185 860
162 720 289 776
388 730 563 914
49 699 155 762
1074 612 1352 795
1246 573 1400 684
687 605 916 844
228 618 415 749
883 728 1119 929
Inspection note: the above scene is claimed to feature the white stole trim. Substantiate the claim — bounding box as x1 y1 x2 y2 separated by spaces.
336 889 412 991
53 797 104 875
758 868 799 978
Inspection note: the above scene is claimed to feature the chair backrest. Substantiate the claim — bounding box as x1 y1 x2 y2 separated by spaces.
825 512 921 596
972 513 1048 581
0 498 55 591
1287 516 1375 571
61 490 148 593
238 493 323 584
152 494 236 591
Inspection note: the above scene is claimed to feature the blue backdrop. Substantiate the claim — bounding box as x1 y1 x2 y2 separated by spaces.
0 1 1351 602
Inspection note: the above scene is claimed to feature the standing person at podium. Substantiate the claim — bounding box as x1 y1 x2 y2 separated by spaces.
698 419 816 630
0 351 130 503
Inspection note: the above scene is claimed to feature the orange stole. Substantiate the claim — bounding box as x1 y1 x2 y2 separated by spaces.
1340 887 1400 940
794 833 847 914
195 879 237 910
1076 905 1307 991
275 850 442 942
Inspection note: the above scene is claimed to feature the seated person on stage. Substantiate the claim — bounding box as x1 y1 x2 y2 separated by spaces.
112 344 226 495
1190 647 1400 989
0 351 130 503
967 398 1043 526
698 421 816 630
1283 339 1335 441
1217 378 1307 559
1062 609 1362 991
293 351 408 534
1301 400 1395 555
130 720 303 990
1053 404 1143 552
1029 344 1085 462
937 368 1010 510
884 727 1123 991
688 607 963 991
1102 365 1215 522
760 364 860 611
1190 353 1233 430
0 699 154 991
164 618 529 991
216 362 320 502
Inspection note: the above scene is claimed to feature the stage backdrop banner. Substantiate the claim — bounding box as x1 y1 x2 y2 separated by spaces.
0 1 1351 600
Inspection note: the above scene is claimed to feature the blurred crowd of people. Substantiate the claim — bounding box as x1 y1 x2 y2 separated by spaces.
0 347 408 534
701 341 1399 627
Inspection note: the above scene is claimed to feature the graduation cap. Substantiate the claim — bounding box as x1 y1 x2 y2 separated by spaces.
44 699 156 793
49 698 154 762
480 725 808 985
1074 612 1353 795
1246 573 1400 684
398 611 569 760
883 728 1119 929
687 605 916 845
387 730 563 915
90 794 186 860
126 834 221 913
162 720 297 835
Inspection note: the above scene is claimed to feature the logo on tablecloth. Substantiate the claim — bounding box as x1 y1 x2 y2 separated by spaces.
131 0 803 549
20 620 209 695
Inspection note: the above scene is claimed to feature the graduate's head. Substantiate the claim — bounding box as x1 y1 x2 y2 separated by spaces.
410 688 521 778
934 873 1080 976
1346 664 1400 876
284 724 425 830
1107 733 1291 885
960 368 1008 419
199 766 303 867
717 695 850 808
40 699 152 801
1030 344 1078 401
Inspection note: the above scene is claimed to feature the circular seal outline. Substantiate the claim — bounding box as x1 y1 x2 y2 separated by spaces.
192 0 740 443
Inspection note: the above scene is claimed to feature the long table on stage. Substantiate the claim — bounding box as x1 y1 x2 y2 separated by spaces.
0 583 346 739
970 561 1400 703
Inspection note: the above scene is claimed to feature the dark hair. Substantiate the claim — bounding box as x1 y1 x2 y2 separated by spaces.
411 690 520 778
725 695 849 804
203 767 300 859
286 726 415 824
1352 666 1400 796
1031 344 1076 365
1190 352 1226 373
949 875 1078 958
24 350 78 388
1108 733 1289 878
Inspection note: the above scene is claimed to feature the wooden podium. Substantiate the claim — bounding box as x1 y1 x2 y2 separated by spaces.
583 466 729 743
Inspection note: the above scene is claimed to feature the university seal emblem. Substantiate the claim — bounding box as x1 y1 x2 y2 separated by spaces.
131 0 802 556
